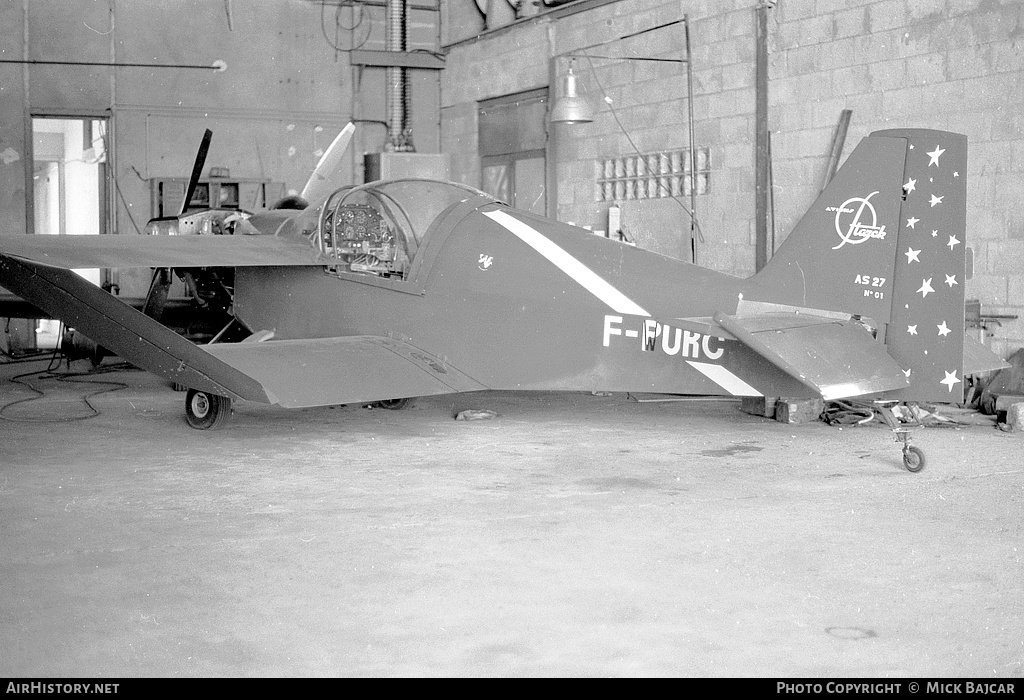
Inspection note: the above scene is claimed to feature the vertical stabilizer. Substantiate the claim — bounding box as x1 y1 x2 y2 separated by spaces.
746 134 908 323
874 129 968 403
747 128 969 403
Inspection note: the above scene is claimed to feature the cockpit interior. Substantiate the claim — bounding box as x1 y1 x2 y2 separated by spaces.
311 179 495 281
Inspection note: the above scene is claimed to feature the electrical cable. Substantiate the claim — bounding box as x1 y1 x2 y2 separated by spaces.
320 0 371 53
332 0 365 31
583 54 706 243
112 172 143 235
0 327 133 423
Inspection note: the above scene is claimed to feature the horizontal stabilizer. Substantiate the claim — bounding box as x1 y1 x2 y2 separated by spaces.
0 233 324 270
963 334 1010 376
204 336 487 408
712 312 910 400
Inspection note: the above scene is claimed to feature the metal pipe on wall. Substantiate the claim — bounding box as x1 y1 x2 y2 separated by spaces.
684 15 697 264
754 2 770 272
545 23 559 220
22 0 34 238
384 0 414 152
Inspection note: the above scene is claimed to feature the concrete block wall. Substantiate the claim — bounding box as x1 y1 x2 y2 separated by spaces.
443 0 759 264
440 0 1024 357
768 0 1024 357
440 18 551 189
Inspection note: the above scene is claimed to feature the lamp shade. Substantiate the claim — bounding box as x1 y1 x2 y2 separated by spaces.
549 66 593 124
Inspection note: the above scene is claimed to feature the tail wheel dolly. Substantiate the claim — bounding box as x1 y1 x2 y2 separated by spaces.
877 403 926 473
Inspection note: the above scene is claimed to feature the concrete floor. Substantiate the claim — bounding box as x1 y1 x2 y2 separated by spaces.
1 357 1022 678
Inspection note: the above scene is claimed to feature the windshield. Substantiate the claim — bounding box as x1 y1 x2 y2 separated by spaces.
340 179 497 247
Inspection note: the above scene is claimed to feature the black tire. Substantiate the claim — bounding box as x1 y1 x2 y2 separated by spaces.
185 389 231 430
373 398 410 410
902 445 925 473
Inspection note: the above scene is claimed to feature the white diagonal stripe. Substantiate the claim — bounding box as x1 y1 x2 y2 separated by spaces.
687 361 763 396
484 210 649 317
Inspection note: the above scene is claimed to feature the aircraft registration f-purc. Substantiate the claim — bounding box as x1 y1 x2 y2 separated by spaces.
0 126 1007 467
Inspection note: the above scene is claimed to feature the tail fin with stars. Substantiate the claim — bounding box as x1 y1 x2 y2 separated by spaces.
746 128 971 402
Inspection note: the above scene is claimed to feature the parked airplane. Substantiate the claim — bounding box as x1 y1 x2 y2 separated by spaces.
0 126 1004 471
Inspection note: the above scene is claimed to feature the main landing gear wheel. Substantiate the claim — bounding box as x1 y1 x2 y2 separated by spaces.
902 445 926 473
373 398 411 410
185 389 231 430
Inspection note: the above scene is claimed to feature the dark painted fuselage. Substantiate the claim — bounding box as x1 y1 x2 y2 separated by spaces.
235 201 811 399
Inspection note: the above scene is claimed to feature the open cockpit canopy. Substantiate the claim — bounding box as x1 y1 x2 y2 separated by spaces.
303 179 498 280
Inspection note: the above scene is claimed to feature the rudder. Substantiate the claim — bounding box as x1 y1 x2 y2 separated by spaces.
873 129 968 403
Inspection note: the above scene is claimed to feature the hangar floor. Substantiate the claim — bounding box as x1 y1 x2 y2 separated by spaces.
1 357 1022 678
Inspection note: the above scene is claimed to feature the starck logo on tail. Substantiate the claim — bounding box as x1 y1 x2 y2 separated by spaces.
743 134 905 323
828 192 887 250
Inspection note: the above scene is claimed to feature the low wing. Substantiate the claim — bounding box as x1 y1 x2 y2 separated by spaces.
0 232 324 269
711 311 911 400
0 254 270 400
206 336 486 408
0 253 484 407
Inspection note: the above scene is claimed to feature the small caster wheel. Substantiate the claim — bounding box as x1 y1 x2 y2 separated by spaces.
902 445 925 473
185 389 231 430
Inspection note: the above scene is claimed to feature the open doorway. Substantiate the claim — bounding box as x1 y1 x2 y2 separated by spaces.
32 116 109 348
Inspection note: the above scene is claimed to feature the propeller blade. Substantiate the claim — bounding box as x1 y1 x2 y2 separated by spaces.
180 129 213 216
300 122 355 204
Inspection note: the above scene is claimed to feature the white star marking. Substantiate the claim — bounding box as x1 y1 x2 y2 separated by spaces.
937 321 951 337
906 248 921 263
931 229 938 237
904 178 917 193
929 194 944 207
947 234 960 249
903 368 912 378
940 370 961 392
917 278 934 298
927 145 945 167
907 325 918 335
907 217 919 228
945 274 957 287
